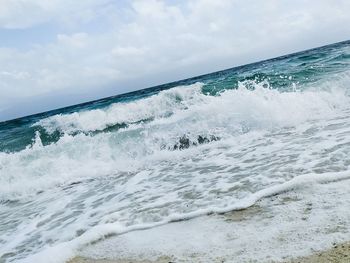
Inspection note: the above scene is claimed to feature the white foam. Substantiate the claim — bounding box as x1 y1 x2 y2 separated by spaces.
34 81 348 135
34 83 206 134
19 171 350 263
78 178 350 262
3 82 348 200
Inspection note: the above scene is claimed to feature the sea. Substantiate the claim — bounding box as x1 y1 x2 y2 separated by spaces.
1 40 350 262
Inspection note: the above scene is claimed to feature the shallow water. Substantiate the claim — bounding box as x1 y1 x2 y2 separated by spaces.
1 40 350 262
77 178 350 263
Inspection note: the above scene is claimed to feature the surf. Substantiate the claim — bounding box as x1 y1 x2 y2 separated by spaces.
2 40 350 263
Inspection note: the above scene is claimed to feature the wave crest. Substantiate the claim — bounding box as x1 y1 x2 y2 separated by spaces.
34 83 205 135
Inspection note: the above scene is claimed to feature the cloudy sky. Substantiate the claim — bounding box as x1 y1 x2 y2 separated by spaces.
0 0 350 121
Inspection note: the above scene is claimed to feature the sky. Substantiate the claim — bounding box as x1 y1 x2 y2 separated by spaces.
0 0 350 121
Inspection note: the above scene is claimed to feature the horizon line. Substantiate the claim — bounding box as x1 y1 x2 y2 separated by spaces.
1 38 349 124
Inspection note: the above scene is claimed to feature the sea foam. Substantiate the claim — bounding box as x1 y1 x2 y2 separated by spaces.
19 171 350 263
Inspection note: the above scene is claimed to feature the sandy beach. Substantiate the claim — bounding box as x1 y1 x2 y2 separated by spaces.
287 242 350 263
68 242 350 263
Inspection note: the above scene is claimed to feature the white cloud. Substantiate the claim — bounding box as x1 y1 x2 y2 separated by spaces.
57 32 88 48
0 70 30 79
0 0 350 120
0 0 112 29
112 46 145 57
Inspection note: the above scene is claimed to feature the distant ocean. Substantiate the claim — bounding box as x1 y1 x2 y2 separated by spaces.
1 40 350 262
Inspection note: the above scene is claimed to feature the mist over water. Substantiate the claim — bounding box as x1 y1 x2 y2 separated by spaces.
1 41 350 262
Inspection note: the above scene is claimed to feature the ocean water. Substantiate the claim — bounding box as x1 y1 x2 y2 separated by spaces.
1 40 350 262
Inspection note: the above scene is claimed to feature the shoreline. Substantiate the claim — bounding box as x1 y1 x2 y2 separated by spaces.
68 242 350 263
287 242 350 263
65 179 350 263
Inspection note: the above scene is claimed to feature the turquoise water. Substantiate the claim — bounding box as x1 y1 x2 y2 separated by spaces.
1 40 350 262
2 40 349 153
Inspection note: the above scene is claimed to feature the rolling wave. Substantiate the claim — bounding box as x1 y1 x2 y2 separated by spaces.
1 81 348 201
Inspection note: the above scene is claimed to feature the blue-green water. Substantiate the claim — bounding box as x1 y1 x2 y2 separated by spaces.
1 40 350 262
2 40 350 153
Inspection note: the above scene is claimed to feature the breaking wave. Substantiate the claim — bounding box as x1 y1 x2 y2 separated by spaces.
1 81 349 201
2 40 350 263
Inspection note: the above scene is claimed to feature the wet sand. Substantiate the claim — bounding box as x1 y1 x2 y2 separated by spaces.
68 242 350 263
287 242 350 263
66 179 350 263
68 256 173 263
